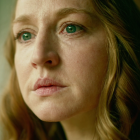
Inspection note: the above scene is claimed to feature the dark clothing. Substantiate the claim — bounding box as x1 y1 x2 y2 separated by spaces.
129 113 140 140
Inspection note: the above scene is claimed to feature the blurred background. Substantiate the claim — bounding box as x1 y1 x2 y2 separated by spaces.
0 0 16 95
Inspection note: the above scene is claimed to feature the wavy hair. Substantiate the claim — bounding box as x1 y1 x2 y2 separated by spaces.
0 0 140 140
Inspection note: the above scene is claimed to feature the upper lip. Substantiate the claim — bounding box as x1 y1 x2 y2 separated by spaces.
33 78 66 91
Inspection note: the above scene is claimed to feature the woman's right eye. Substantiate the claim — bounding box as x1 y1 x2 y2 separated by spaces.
15 31 36 43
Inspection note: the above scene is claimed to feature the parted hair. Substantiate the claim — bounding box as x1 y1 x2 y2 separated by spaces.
0 0 140 140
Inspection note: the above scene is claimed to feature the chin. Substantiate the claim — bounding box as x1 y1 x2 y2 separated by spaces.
32 106 76 122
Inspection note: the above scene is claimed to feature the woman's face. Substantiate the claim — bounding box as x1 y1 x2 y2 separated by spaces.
13 0 108 122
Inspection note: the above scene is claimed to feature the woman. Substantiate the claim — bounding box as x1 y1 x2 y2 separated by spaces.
0 0 140 140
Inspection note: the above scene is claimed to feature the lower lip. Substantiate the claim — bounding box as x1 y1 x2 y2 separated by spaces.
34 86 65 97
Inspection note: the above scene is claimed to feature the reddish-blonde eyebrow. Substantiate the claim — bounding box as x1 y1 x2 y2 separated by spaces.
13 7 95 25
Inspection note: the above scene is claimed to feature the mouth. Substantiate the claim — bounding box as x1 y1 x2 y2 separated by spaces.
35 86 66 97
33 78 66 97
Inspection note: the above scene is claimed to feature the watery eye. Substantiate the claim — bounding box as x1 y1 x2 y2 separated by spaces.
66 25 82 33
22 32 32 41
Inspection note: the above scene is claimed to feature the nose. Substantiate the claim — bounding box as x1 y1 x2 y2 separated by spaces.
31 31 60 69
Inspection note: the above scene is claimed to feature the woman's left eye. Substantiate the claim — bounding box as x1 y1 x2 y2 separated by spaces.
22 32 32 41
63 24 83 34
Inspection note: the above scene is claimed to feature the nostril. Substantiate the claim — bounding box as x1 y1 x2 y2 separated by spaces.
47 60 52 64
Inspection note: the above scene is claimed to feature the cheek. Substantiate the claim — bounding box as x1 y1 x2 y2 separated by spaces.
60 35 108 108
61 26 108 74
62 35 108 80
14 50 31 93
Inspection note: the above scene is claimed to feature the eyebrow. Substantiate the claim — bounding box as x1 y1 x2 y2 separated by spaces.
13 8 94 25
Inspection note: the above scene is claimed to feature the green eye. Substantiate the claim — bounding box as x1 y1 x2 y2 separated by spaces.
22 32 32 41
66 25 82 33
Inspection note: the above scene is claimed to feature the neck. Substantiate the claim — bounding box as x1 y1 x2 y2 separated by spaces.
60 109 97 140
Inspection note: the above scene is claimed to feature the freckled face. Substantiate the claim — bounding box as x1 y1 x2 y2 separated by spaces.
13 0 108 122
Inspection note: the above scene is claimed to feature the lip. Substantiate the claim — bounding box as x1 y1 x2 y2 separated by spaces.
33 78 66 97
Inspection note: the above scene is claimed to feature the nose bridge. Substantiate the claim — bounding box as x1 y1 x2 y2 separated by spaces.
31 27 60 67
35 28 51 54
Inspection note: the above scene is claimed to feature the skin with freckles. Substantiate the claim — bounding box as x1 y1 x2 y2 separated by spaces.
13 0 108 139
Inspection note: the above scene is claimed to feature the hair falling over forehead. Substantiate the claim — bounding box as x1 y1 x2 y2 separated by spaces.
1 0 140 140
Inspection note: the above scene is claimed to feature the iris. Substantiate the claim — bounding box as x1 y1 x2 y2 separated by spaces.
66 25 81 33
22 33 32 41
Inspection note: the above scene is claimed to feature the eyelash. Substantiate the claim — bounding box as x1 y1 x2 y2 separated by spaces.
14 22 86 43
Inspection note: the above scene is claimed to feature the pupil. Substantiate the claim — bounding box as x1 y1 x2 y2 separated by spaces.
66 25 76 33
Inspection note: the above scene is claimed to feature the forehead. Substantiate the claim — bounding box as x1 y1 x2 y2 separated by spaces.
15 0 95 18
